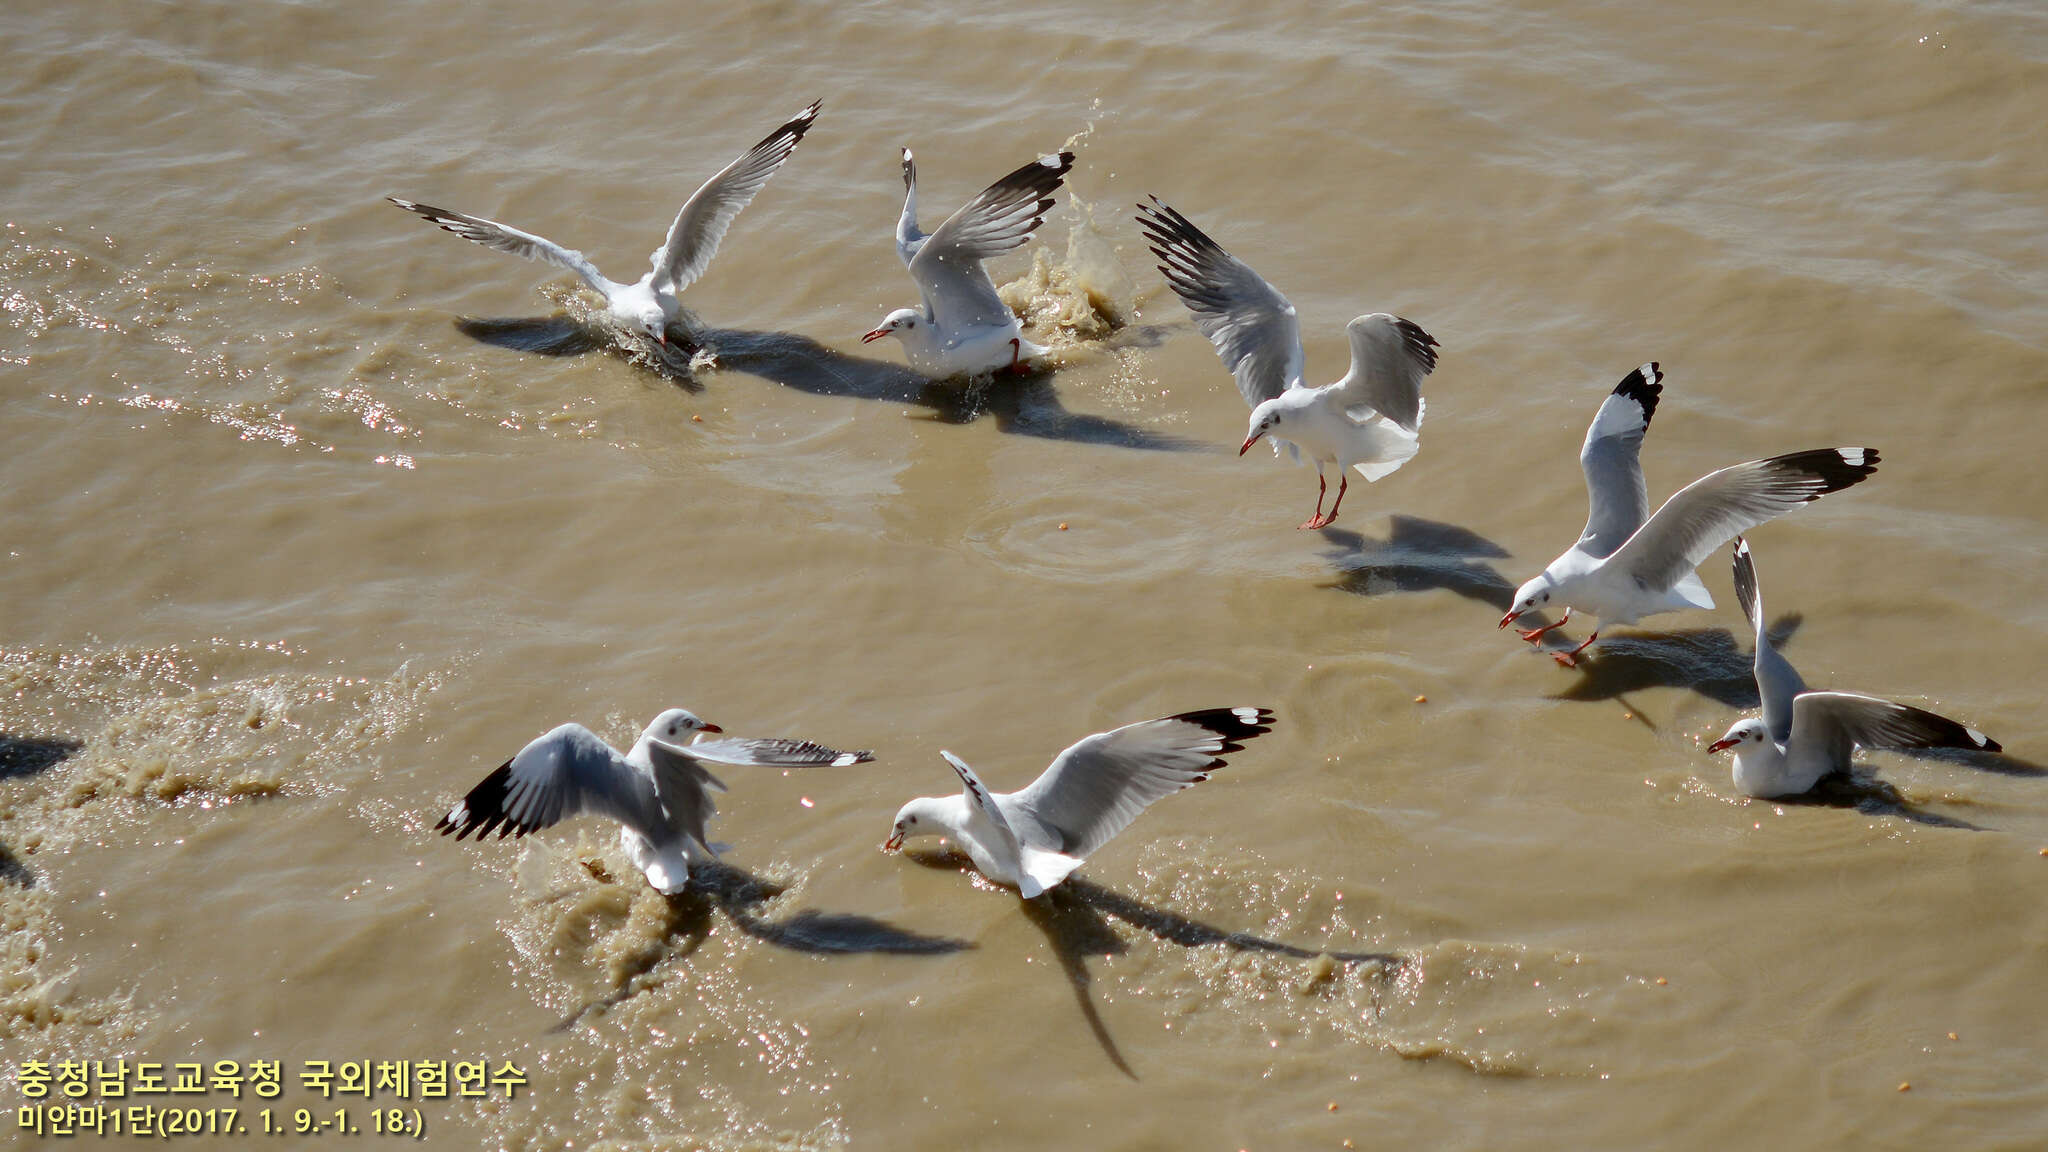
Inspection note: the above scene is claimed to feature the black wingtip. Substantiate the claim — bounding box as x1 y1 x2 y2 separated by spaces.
1612 361 1664 426
1391 316 1440 374
1730 535 1759 627
1777 447 1881 499
1169 707 1277 757
436 759 519 842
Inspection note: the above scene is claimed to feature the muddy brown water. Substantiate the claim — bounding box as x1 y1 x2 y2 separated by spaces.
4 1 2047 1148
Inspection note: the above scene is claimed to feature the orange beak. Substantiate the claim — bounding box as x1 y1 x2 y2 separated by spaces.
698 722 723 734
1706 736 1740 753
1498 609 1522 629
883 829 905 852
861 328 890 344
1239 432 1262 456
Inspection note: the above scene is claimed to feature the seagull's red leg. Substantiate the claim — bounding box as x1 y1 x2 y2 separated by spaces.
1553 629 1601 668
1318 473 1350 528
1516 607 1572 644
1297 471 1330 530
1004 338 1030 376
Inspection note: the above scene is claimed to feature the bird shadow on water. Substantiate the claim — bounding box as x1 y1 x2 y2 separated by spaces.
1774 744 2047 830
0 735 83 890
703 327 1201 452
906 850 1405 1080
1318 518 1518 610
1 734 83 781
1779 773 1986 830
1539 615 1809 732
452 315 709 392
551 860 971 1032
449 313 1199 451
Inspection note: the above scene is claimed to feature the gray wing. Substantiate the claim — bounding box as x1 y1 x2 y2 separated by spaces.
1009 708 1275 860
941 750 1024 862
387 198 610 293
641 740 737 855
895 147 927 266
907 151 1074 332
651 100 820 294
1604 448 1879 593
1328 313 1437 433
1135 196 1304 407
1731 536 1806 742
434 724 658 840
1790 691 2001 769
1577 363 1663 559
666 736 875 768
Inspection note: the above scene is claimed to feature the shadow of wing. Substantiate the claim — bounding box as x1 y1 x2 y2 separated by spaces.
453 315 607 357
1787 774 1989 831
721 908 974 955
706 328 1200 452
1319 518 1518 610
0 734 83 781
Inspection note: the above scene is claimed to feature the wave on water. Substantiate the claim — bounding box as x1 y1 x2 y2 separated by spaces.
0 642 444 1043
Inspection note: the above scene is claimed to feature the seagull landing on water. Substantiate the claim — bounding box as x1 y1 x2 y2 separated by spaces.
1705 537 2000 798
882 708 1275 899
435 707 872 894
1498 363 1880 666
1134 196 1438 530
388 101 820 350
862 148 1075 378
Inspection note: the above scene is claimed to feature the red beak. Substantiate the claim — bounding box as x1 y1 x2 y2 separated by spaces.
1706 737 1739 753
1498 609 1521 629
698 722 723 734
861 328 890 344
1239 432 1261 456
883 831 905 852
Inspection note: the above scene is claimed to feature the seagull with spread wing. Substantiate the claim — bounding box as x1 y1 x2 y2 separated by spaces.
1707 538 2000 797
1500 363 1880 666
389 100 819 348
883 708 1275 898
863 148 1075 377
1135 196 1439 529
436 707 871 894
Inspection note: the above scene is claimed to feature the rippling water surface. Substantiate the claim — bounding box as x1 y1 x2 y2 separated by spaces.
4 1 2046 1148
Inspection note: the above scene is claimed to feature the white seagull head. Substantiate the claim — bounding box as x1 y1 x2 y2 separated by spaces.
1707 717 1770 755
1500 573 1559 629
883 796 951 853
1241 394 1295 455
642 708 722 746
862 307 924 347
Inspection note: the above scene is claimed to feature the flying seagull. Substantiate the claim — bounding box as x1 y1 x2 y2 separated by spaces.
884 707 1275 898
389 100 820 347
436 707 871 893
1500 363 1879 665
1136 196 1438 529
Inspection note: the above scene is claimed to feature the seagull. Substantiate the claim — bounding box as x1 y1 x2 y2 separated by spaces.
388 100 820 348
1499 363 1880 665
1707 537 2001 797
862 149 1076 377
1134 196 1438 530
435 707 872 894
883 708 1275 898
